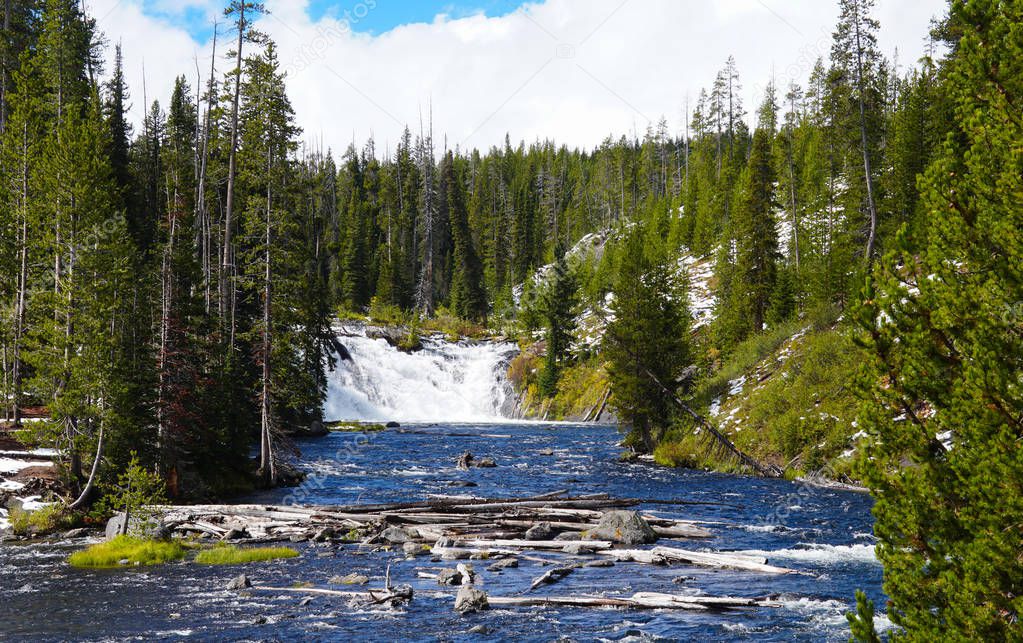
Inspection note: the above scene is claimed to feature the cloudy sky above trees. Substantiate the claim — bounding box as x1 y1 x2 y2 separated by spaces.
87 0 947 154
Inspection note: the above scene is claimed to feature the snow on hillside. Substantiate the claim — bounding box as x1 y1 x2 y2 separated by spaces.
677 254 717 330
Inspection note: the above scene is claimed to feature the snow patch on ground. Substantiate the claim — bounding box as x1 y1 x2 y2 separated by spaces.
728 375 747 397
15 496 53 511
708 397 722 418
0 458 51 475
936 430 953 450
777 212 793 259
676 253 717 330
0 480 25 492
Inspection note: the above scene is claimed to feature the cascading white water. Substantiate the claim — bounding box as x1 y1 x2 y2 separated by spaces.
324 330 519 422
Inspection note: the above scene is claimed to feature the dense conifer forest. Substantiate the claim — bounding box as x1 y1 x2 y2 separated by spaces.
1 1 1022 636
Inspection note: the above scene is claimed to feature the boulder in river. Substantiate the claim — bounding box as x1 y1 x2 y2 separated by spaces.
227 574 251 590
585 559 615 568
588 510 658 545
437 568 463 586
524 522 554 540
454 585 489 614
379 526 416 543
104 513 169 540
456 451 496 469
487 557 518 571
403 542 429 557
330 573 369 586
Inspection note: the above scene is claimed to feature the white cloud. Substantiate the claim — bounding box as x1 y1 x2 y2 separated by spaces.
89 0 948 154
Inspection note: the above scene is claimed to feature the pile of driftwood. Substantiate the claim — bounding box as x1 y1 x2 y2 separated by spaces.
155 491 713 544
157 492 805 615
154 491 795 578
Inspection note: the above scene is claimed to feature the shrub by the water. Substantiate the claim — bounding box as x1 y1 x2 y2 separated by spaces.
69 536 186 568
9 503 67 536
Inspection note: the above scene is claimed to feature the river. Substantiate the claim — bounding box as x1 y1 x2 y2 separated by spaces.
0 332 886 641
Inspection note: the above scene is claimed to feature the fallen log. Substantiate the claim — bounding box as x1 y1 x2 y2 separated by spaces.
598 546 796 574
485 591 780 611
529 566 576 591
252 585 413 606
451 538 613 551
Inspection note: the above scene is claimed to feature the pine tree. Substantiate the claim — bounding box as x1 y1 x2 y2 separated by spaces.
444 151 487 322
104 43 132 208
832 0 883 264
537 243 578 397
237 41 305 486
736 88 781 335
605 229 691 452
856 1 1023 637
220 0 266 341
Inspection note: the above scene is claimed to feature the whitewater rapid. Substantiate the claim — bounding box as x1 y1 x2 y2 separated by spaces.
324 329 519 423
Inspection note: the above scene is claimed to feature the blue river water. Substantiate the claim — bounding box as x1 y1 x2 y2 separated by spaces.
0 423 885 641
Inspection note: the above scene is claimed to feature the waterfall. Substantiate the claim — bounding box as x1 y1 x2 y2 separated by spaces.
324 330 519 423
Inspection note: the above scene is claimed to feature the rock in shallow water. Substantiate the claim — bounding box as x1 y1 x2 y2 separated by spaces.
524 522 554 540
487 557 518 571
330 573 369 585
104 512 169 540
227 574 251 590
403 541 428 557
587 510 657 545
454 585 489 614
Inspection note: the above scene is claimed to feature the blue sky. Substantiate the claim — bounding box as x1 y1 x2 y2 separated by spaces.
307 0 526 34
150 1 529 42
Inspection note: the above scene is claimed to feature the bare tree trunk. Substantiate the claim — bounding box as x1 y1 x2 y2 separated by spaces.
11 121 28 426
415 109 435 316
197 26 216 315
786 146 800 271
853 0 879 265
259 147 275 485
68 419 104 510
221 7 244 344
1 0 10 135
157 193 177 464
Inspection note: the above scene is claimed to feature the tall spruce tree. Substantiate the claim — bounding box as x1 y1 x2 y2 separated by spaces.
853 1 1023 638
605 229 691 452
444 151 487 322
736 87 781 335
537 243 578 397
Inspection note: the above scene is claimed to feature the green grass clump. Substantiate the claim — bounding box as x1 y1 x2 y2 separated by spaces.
69 535 186 568
325 420 387 432
194 544 299 565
